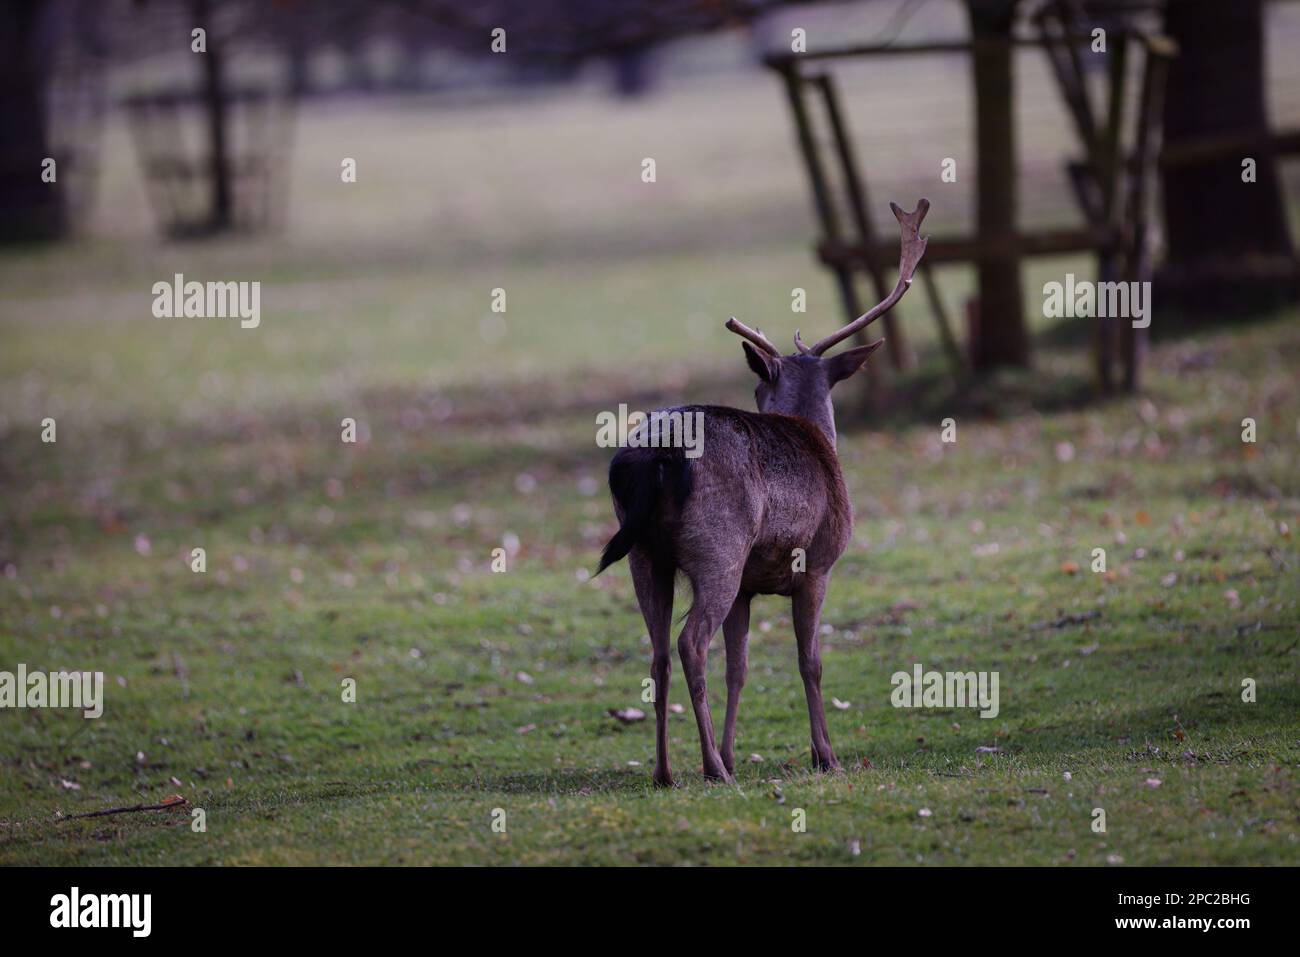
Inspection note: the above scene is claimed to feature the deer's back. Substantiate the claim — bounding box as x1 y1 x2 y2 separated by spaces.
661 405 851 595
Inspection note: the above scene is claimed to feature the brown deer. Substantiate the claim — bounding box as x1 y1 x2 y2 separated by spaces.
596 200 930 786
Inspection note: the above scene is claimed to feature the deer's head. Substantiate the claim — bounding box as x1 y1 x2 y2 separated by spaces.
725 199 930 448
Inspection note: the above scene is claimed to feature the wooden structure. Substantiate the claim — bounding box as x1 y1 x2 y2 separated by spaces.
764 11 1177 394
123 85 294 238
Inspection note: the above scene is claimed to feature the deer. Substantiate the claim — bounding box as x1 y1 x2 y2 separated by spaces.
595 199 930 786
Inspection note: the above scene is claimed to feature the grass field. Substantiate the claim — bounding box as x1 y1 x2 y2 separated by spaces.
1 60 1298 864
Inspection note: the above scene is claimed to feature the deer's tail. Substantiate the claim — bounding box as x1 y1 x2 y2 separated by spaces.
595 448 691 575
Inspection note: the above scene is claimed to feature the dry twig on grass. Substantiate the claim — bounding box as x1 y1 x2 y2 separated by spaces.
64 794 188 820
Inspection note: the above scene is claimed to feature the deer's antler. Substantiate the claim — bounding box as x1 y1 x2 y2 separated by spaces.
795 199 930 356
725 316 782 357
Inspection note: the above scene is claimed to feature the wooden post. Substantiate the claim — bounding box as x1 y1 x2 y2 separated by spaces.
967 0 1030 369
1095 35 1129 392
1122 38 1174 392
1158 0 1297 312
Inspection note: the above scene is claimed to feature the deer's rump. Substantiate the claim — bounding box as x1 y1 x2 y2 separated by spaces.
596 439 694 574
596 406 850 592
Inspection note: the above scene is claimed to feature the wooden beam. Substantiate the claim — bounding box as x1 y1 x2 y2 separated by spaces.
762 31 1139 68
817 228 1120 269
1158 128 1300 168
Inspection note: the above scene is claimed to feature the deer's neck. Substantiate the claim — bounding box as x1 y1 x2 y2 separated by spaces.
797 404 838 451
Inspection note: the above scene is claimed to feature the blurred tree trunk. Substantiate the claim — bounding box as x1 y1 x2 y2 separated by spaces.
611 44 656 98
967 0 1030 369
286 37 311 99
0 0 66 243
195 0 232 231
1157 0 1299 313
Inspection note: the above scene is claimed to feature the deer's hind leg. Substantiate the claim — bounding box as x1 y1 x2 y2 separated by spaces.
628 548 676 787
678 571 743 782
719 592 752 776
793 574 840 772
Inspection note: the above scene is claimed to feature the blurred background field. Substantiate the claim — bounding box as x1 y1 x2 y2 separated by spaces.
4 1 1300 424
0 0 1298 865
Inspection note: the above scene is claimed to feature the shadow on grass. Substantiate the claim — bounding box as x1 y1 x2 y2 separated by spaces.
413 684 1297 798
423 766 657 796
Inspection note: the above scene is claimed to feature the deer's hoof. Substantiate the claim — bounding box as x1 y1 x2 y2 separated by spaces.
653 771 679 789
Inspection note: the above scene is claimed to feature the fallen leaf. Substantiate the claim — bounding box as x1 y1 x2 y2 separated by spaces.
918 807 933 818
1060 561 1080 575
59 779 81 790
516 723 537 734
1145 777 1162 788
831 697 851 710
608 708 646 724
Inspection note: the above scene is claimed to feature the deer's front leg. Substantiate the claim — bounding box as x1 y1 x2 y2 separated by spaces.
792 575 840 772
720 592 752 776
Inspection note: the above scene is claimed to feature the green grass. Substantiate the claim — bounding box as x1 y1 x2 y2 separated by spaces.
1 77 1298 865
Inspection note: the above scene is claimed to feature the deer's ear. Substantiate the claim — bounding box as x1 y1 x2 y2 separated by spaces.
825 339 886 385
742 342 780 383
